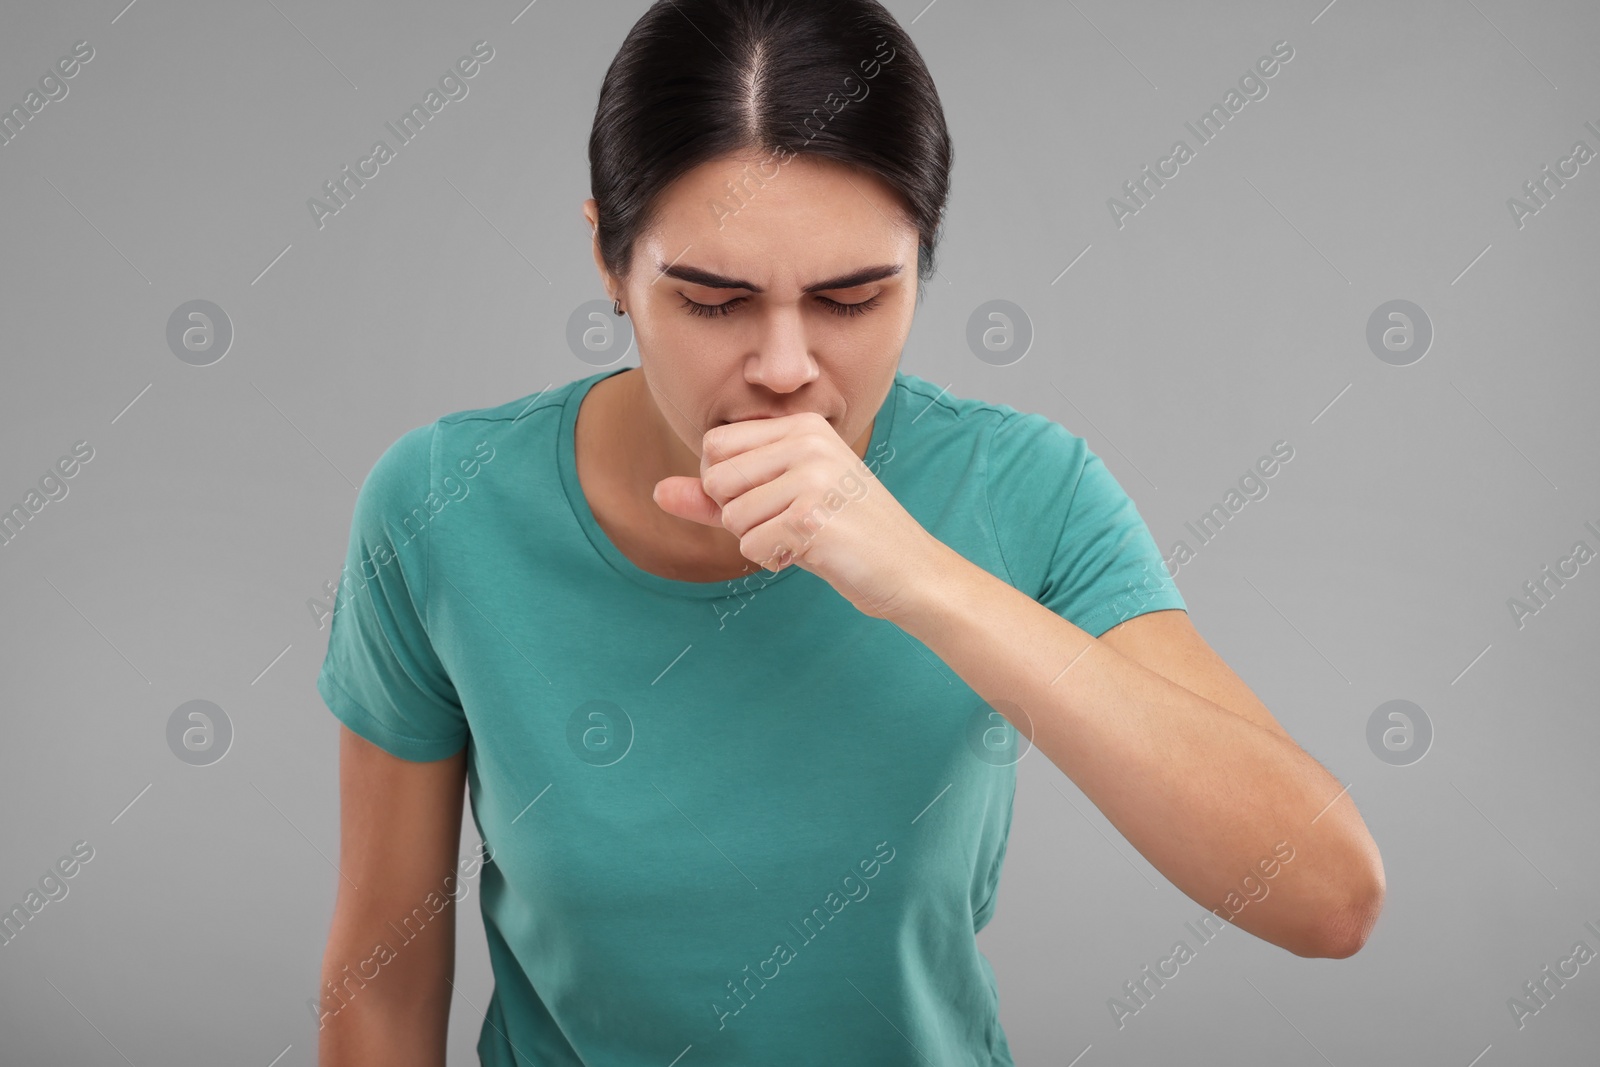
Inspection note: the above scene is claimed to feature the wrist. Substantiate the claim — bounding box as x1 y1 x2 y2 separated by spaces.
887 535 978 637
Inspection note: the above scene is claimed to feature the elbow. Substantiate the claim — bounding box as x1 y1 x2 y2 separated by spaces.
1309 867 1387 960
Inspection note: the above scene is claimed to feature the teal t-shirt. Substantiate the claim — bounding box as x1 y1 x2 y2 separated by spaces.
316 367 1186 1065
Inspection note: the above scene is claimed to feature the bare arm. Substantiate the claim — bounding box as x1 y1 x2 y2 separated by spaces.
319 725 468 1066
890 547 1384 959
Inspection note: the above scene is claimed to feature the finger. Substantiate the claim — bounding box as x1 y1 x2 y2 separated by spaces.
652 476 723 528
714 473 796 541
701 412 817 476
702 440 788 504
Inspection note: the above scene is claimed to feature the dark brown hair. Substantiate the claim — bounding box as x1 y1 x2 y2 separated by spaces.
588 0 954 300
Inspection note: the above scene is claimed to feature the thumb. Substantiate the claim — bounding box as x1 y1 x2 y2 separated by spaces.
652 476 724 528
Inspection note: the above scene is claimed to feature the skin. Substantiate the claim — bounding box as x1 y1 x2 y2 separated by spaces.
580 150 919 581
578 155 1386 957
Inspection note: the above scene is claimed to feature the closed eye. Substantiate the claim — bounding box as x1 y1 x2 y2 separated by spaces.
679 295 882 319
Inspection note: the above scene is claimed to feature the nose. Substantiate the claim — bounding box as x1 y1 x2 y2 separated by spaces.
745 304 819 394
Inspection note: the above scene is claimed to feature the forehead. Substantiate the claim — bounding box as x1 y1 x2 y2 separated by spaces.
638 152 916 285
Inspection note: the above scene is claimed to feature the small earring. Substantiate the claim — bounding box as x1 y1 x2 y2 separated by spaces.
613 298 625 317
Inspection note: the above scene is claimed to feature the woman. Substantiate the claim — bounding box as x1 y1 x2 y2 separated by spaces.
316 1 1385 1063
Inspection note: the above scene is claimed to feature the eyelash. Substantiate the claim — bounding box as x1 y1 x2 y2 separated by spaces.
679 295 882 319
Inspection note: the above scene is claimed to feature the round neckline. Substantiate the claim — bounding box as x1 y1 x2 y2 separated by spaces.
558 367 900 600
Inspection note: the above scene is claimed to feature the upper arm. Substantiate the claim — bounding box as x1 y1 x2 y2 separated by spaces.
1097 608 1293 742
984 414 1268 734
334 722 467 912
986 412 1187 638
317 422 472 1049
316 421 470 762
325 725 466 1011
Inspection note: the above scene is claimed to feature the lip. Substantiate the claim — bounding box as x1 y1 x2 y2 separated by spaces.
718 413 790 425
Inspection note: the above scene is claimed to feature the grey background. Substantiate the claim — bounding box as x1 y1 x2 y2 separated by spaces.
2 0 1597 1063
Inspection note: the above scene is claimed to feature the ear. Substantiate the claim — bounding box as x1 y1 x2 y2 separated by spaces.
582 198 619 302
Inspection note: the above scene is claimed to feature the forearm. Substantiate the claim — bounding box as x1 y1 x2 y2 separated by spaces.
317 922 454 1065
320 1004 448 1067
889 541 1382 958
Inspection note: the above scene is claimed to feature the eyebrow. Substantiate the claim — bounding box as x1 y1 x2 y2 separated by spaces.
654 260 903 294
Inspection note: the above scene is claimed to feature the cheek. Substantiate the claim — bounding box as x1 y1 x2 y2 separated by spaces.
635 344 718 437
837 313 905 366
634 310 698 374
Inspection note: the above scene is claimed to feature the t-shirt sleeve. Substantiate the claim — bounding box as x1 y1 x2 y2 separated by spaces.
986 410 1186 639
316 422 468 762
